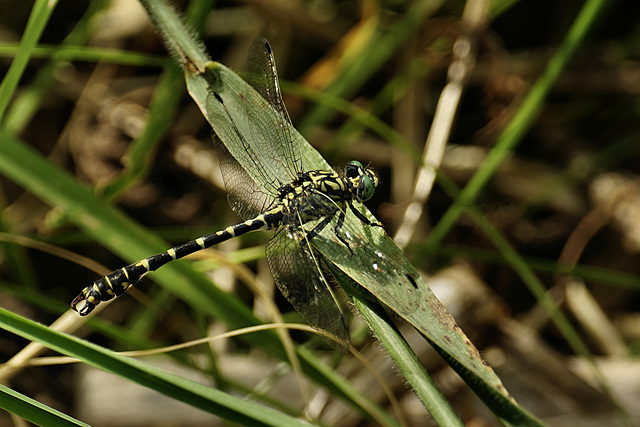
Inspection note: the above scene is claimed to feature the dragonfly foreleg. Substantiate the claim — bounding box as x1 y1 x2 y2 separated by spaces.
349 202 384 229
305 210 354 255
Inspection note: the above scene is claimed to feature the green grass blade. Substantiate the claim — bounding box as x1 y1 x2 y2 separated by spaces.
140 0 210 67
0 308 310 426
0 383 88 427
0 0 58 122
341 274 464 427
418 244 640 291
315 211 543 426
1 0 110 134
425 0 610 251
0 43 166 67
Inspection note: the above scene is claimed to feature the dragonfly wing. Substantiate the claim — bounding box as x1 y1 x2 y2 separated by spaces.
266 226 349 353
206 91 284 197
213 135 275 220
246 38 302 178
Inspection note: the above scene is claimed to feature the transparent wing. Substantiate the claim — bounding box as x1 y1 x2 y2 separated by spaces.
266 226 349 353
213 135 276 220
206 92 280 217
205 38 301 211
246 38 302 178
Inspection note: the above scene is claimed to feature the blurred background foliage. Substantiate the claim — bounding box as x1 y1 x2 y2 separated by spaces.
0 0 639 425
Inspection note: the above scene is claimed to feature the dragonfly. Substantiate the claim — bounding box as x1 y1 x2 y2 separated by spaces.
71 38 381 352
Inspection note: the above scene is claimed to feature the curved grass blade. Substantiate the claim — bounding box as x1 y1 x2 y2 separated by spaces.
0 307 311 426
335 267 464 427
0 0 57 121
0 383 88 427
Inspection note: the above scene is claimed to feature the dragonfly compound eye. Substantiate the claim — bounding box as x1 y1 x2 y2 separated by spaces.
357 170 377 201
345 161 363 178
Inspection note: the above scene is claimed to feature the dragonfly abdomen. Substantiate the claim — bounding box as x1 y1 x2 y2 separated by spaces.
71 209 283 316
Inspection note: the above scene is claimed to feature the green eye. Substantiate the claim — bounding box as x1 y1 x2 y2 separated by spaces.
346 161 363 178
358 172 376 201
346 161 377 201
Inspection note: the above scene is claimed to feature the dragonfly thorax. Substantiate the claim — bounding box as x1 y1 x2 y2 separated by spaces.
277 171 344 224
275 162 379 228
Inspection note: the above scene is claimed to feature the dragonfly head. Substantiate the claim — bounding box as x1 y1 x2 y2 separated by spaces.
345 161 379 202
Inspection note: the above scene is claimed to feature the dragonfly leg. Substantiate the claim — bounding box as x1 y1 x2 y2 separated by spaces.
305 215 331 242
305 213 352 255
307 210 354 254
349 203 384 228
333 210 353 254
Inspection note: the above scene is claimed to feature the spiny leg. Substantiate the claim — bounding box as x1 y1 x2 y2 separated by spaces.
305 204 381 255
349 202 384 229
304 215 333 243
